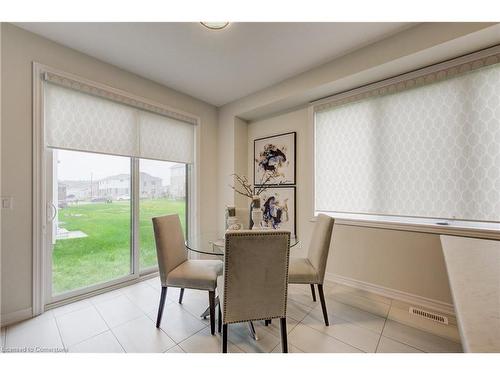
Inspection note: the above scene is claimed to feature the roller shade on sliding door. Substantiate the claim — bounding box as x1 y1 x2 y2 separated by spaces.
44 80 196 164
314 53 500 223
139 111 194 164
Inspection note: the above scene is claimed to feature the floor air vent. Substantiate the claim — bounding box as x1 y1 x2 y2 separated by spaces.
409 307 448 325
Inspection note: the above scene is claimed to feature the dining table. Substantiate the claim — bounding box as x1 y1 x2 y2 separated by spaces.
185 232 299 340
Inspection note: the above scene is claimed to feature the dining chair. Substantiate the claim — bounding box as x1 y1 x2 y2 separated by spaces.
217 230 291 353
288 214 334 326
152 214 223 335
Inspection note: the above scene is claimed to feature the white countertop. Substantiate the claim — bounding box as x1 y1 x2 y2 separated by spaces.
440 235 500 353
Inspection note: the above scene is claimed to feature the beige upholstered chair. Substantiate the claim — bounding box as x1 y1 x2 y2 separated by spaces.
288 214 334 326
152 214 223 335
217 230 291 353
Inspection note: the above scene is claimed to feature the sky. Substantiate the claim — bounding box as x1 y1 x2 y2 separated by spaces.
56 149 181 186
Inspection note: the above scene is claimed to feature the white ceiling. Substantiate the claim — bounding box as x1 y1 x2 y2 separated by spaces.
16 22 414 106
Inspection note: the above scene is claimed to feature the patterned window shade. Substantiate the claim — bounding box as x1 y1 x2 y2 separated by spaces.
139 111 194 164
44 81 195 163
314 62 500 222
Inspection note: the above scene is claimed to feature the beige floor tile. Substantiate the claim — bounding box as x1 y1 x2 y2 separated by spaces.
319 298 386 334
68 331 124 353
112 316 176 353
5 316 64 351
254 317 299 338
52 299 93 318
302 311 380 352
4 311 53 333
175 289 213 319
271 343 305 353
146 303 206 343
382 320 462 353
56 306 108 347
88 288 124 305
94 295 144 328
288 284 319 308
166 345 185 353
287 299 314 321
376 336 423 353
123 282 163 313
31 310 55 322
179 326 243 353
227 322 281 353
288 323 362 353
145 276 162 291
165 286 184 302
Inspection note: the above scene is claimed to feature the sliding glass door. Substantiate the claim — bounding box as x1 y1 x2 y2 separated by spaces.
138 159 187 271
40 70 195 305
46 149 188 301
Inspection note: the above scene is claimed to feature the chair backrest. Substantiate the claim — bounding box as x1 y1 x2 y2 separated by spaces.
222 230 291 324
307 214 335 283
152 214 188 285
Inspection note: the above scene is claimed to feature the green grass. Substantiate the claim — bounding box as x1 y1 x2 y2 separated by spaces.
53 198 185 295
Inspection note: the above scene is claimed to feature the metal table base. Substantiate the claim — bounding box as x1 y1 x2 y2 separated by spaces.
200 296 258 340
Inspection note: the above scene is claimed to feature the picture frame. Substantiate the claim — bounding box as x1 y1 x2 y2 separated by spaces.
254 186 296 237
254 131 296 185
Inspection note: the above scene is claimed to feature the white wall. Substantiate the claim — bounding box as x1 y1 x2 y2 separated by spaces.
247 107 312 256
0 23 219 320
247 107 454 305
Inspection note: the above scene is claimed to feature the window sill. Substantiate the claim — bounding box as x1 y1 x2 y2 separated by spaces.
314 211 500 240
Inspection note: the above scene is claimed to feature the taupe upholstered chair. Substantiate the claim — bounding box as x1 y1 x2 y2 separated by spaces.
152 214 223 335
217 230 291 353
288 214 334 326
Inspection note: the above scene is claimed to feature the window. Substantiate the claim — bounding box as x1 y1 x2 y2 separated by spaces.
314 54 500 226
41 70 196 301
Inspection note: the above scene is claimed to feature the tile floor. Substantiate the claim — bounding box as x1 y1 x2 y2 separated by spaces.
0 278 462 353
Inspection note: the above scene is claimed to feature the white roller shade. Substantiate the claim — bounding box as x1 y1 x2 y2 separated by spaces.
45 83 137 157
139 111 194 164
315 62 500 223
44 80 196 163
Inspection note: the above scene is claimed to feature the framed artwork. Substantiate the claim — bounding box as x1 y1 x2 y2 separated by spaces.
254 132 296 185
254 186 296 237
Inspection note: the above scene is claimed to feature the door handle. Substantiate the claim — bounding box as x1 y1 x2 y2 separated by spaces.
48 202 57 222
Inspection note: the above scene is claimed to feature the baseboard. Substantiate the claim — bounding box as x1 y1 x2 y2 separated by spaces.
0 308 33 328
325 272 456 316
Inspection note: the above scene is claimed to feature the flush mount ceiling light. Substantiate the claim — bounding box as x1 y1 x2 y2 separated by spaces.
200 22 230 30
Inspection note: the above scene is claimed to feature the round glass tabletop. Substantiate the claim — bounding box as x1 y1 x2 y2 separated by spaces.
186 232 299 256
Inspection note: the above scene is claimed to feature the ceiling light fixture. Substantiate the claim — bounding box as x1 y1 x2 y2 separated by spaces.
200 22 230 30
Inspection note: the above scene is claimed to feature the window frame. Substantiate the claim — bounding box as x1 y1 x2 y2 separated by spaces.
33 63 200 313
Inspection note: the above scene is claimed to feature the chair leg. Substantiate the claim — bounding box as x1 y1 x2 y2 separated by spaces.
178 288 185 304
156 287 167 328
280 317 288 353
218 303 222 333
222 324 228 353
209 290 216 335
310 284 317 302
317 284 329 326
264 319 272 326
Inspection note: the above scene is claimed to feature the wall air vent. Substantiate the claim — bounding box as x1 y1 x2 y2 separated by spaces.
409 307 448 325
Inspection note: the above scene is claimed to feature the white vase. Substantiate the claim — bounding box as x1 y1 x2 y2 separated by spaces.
251 209 263 230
